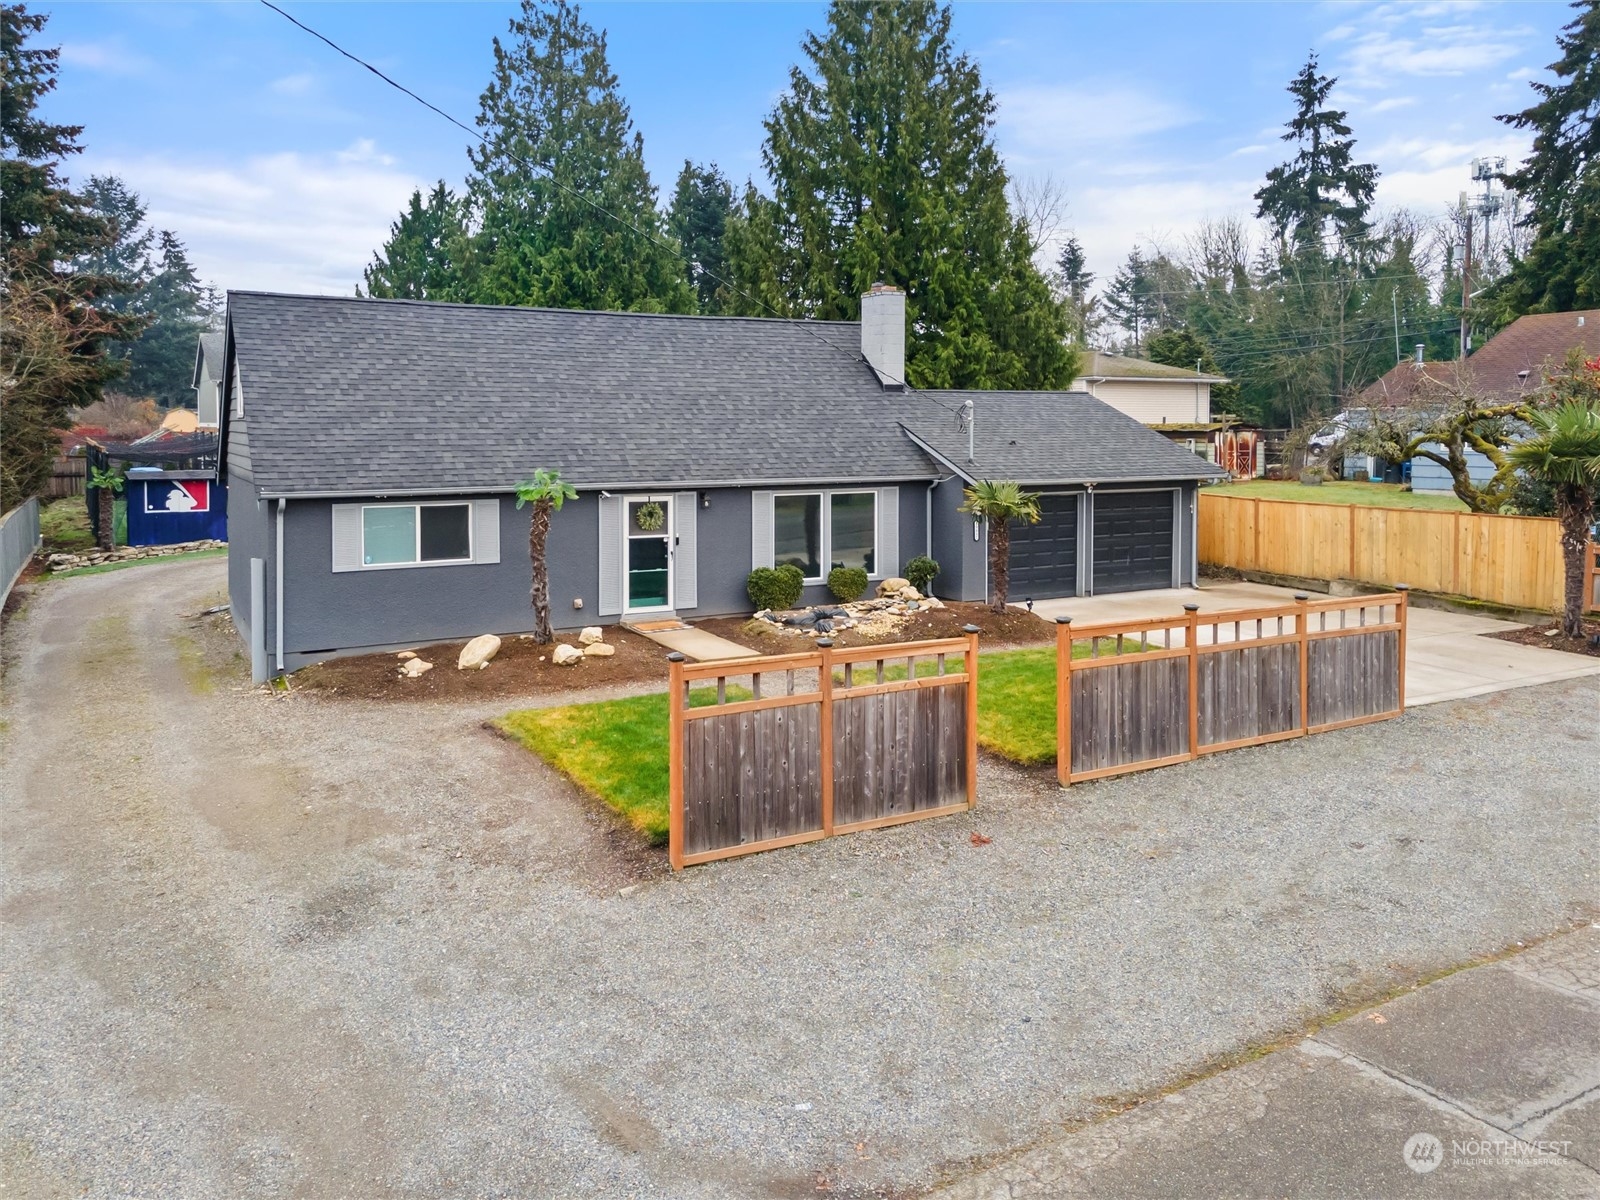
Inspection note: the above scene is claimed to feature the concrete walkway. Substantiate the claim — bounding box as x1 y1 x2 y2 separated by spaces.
1027 581 1600 708
933 925 1600 1198
632 623 759 661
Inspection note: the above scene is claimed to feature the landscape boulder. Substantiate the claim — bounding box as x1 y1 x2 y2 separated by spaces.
876 577 911 598
457 634 502 670
578 626 605 646
583 642 616 657
400 658 434 678
552 644 584 666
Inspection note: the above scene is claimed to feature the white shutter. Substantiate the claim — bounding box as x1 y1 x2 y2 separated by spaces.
598 494 624 616
673 492 698 610
331 504 362 572
876 486 899 579
471 499 500 564
751 491 774 569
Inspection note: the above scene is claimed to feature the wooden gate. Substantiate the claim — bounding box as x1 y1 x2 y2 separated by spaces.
1056 591 1407 785
668 631 978 868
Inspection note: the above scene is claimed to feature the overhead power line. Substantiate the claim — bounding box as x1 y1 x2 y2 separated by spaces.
258 0 970 419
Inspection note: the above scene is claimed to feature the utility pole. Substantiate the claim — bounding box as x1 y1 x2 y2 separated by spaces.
1392 287 1401 364
1460 198 1473 359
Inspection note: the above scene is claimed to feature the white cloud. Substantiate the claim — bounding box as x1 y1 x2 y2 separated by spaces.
58 40 152 76
269 72 316 97
1328 3 1532 89
996 83 1195 166
80 141 427 294
1364 96 1419 114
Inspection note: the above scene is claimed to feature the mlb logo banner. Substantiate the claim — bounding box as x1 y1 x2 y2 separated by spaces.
145 480 211 514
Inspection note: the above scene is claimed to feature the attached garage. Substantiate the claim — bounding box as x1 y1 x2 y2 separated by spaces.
1091 490 1176 593
1007 492 1079 599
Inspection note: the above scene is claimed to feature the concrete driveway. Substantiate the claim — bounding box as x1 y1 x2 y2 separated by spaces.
1026 580 1600 707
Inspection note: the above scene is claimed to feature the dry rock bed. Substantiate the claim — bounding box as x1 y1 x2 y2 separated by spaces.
3 556 1598 1199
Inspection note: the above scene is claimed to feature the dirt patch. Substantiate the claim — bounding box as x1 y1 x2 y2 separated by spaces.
290 628 672 700
1486 618 1600 658
695 600 1054 652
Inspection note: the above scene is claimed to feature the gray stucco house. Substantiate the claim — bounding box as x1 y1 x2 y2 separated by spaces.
220 287 1223 680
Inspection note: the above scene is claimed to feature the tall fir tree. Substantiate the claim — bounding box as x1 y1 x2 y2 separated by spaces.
725 0 1075 389
1254 54 1378 251
1 5 138 509
666 160 734 313
1103 248 1155 352
1054 235 1098 345
363 182 474 301
1492 0 1600 316
467 0 691 313
123 231 218 407
75 175 153 303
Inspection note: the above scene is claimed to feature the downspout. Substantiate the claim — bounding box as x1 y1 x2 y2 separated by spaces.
925 481 935 559
275 497 285 674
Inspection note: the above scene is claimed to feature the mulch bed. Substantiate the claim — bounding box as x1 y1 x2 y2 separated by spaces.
291 628 672 700
1486 618 1600 659
694 600 1055 653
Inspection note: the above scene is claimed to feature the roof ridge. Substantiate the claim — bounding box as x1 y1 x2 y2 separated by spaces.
225 290 860 329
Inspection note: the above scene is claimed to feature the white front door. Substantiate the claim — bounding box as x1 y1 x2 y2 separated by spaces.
624 495 673 612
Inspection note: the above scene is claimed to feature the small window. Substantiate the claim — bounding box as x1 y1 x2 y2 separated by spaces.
829 492 876 574
774 494 822 579
362 503 472 566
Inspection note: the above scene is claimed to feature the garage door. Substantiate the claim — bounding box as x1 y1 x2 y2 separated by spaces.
1092 491 1175 593
1007 493 1078 599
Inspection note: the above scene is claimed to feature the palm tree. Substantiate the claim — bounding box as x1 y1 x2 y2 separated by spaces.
88 466 124 551
958 480 1041 613
1509 402 1600 638
514 468 578 643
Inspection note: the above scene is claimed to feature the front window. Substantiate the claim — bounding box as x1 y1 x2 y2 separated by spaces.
830 492 876 573
362 503 471 566
774 493 822 579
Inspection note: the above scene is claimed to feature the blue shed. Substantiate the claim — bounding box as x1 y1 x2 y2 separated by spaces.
125 469 228 546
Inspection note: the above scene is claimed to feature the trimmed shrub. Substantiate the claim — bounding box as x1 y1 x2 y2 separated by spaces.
827 565 869 602
903 554 939 594
747 563 805 611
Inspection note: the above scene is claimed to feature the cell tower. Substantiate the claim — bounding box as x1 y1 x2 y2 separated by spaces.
1458 157 1507 357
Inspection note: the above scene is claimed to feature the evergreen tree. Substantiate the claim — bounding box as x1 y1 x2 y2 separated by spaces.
1492 1 1600 315
123 231 218 407
467 0 691 313
1 5 137 509
1054 235 1098 345
666 160 734 313
1103 248 1156 352
75 175 152 303
363 182 474 301
1254 54 1378 250
726 0 1075 389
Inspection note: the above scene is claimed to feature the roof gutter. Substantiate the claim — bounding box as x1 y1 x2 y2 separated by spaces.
256 474 940 500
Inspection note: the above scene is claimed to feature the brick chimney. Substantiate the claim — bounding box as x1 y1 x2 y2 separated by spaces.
860 282 906 390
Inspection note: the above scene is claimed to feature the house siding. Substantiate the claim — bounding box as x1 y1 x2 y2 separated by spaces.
267 481 929 672
930 478 989 603
226 473 271 673
1076 378 1211 426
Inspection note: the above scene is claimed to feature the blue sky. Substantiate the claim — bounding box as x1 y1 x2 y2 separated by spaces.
39 1 1572 295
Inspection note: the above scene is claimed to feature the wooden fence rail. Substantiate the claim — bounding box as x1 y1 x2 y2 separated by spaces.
668 630 978 869
1200 492 1566 612
1056 591 1407 785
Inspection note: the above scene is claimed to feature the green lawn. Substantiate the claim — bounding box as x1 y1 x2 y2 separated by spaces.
39 498 96 552
1207 479 1467 512
497 644 1121 842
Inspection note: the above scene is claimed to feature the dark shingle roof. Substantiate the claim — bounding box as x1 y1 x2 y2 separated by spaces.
900 391 1225 484
224 292 1223 496
1358 310 1600 407
226 292 933 494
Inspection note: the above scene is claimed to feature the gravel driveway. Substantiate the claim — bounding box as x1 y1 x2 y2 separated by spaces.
3 558 1596 1198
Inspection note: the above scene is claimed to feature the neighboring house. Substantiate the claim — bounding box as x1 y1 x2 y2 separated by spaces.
219 288 1224 680
1073 351 1260 477
1343 309 1600 490
192 333 224 427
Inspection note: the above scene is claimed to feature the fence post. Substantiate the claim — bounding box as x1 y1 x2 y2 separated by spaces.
667 652 687 871
1394 584 1409 712
817 638 835 836
1184 603 1200 757
962 625 980 808
1294 593 1310 734
1055 616 1072 787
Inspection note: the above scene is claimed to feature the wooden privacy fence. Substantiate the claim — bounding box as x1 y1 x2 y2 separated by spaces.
49 455 86 498
667 631 978 869
1200 492 1564 612
1588 540 1600 614
1055 591 1408 785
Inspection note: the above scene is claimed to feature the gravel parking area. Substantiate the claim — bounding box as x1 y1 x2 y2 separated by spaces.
3 558 1597 1198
